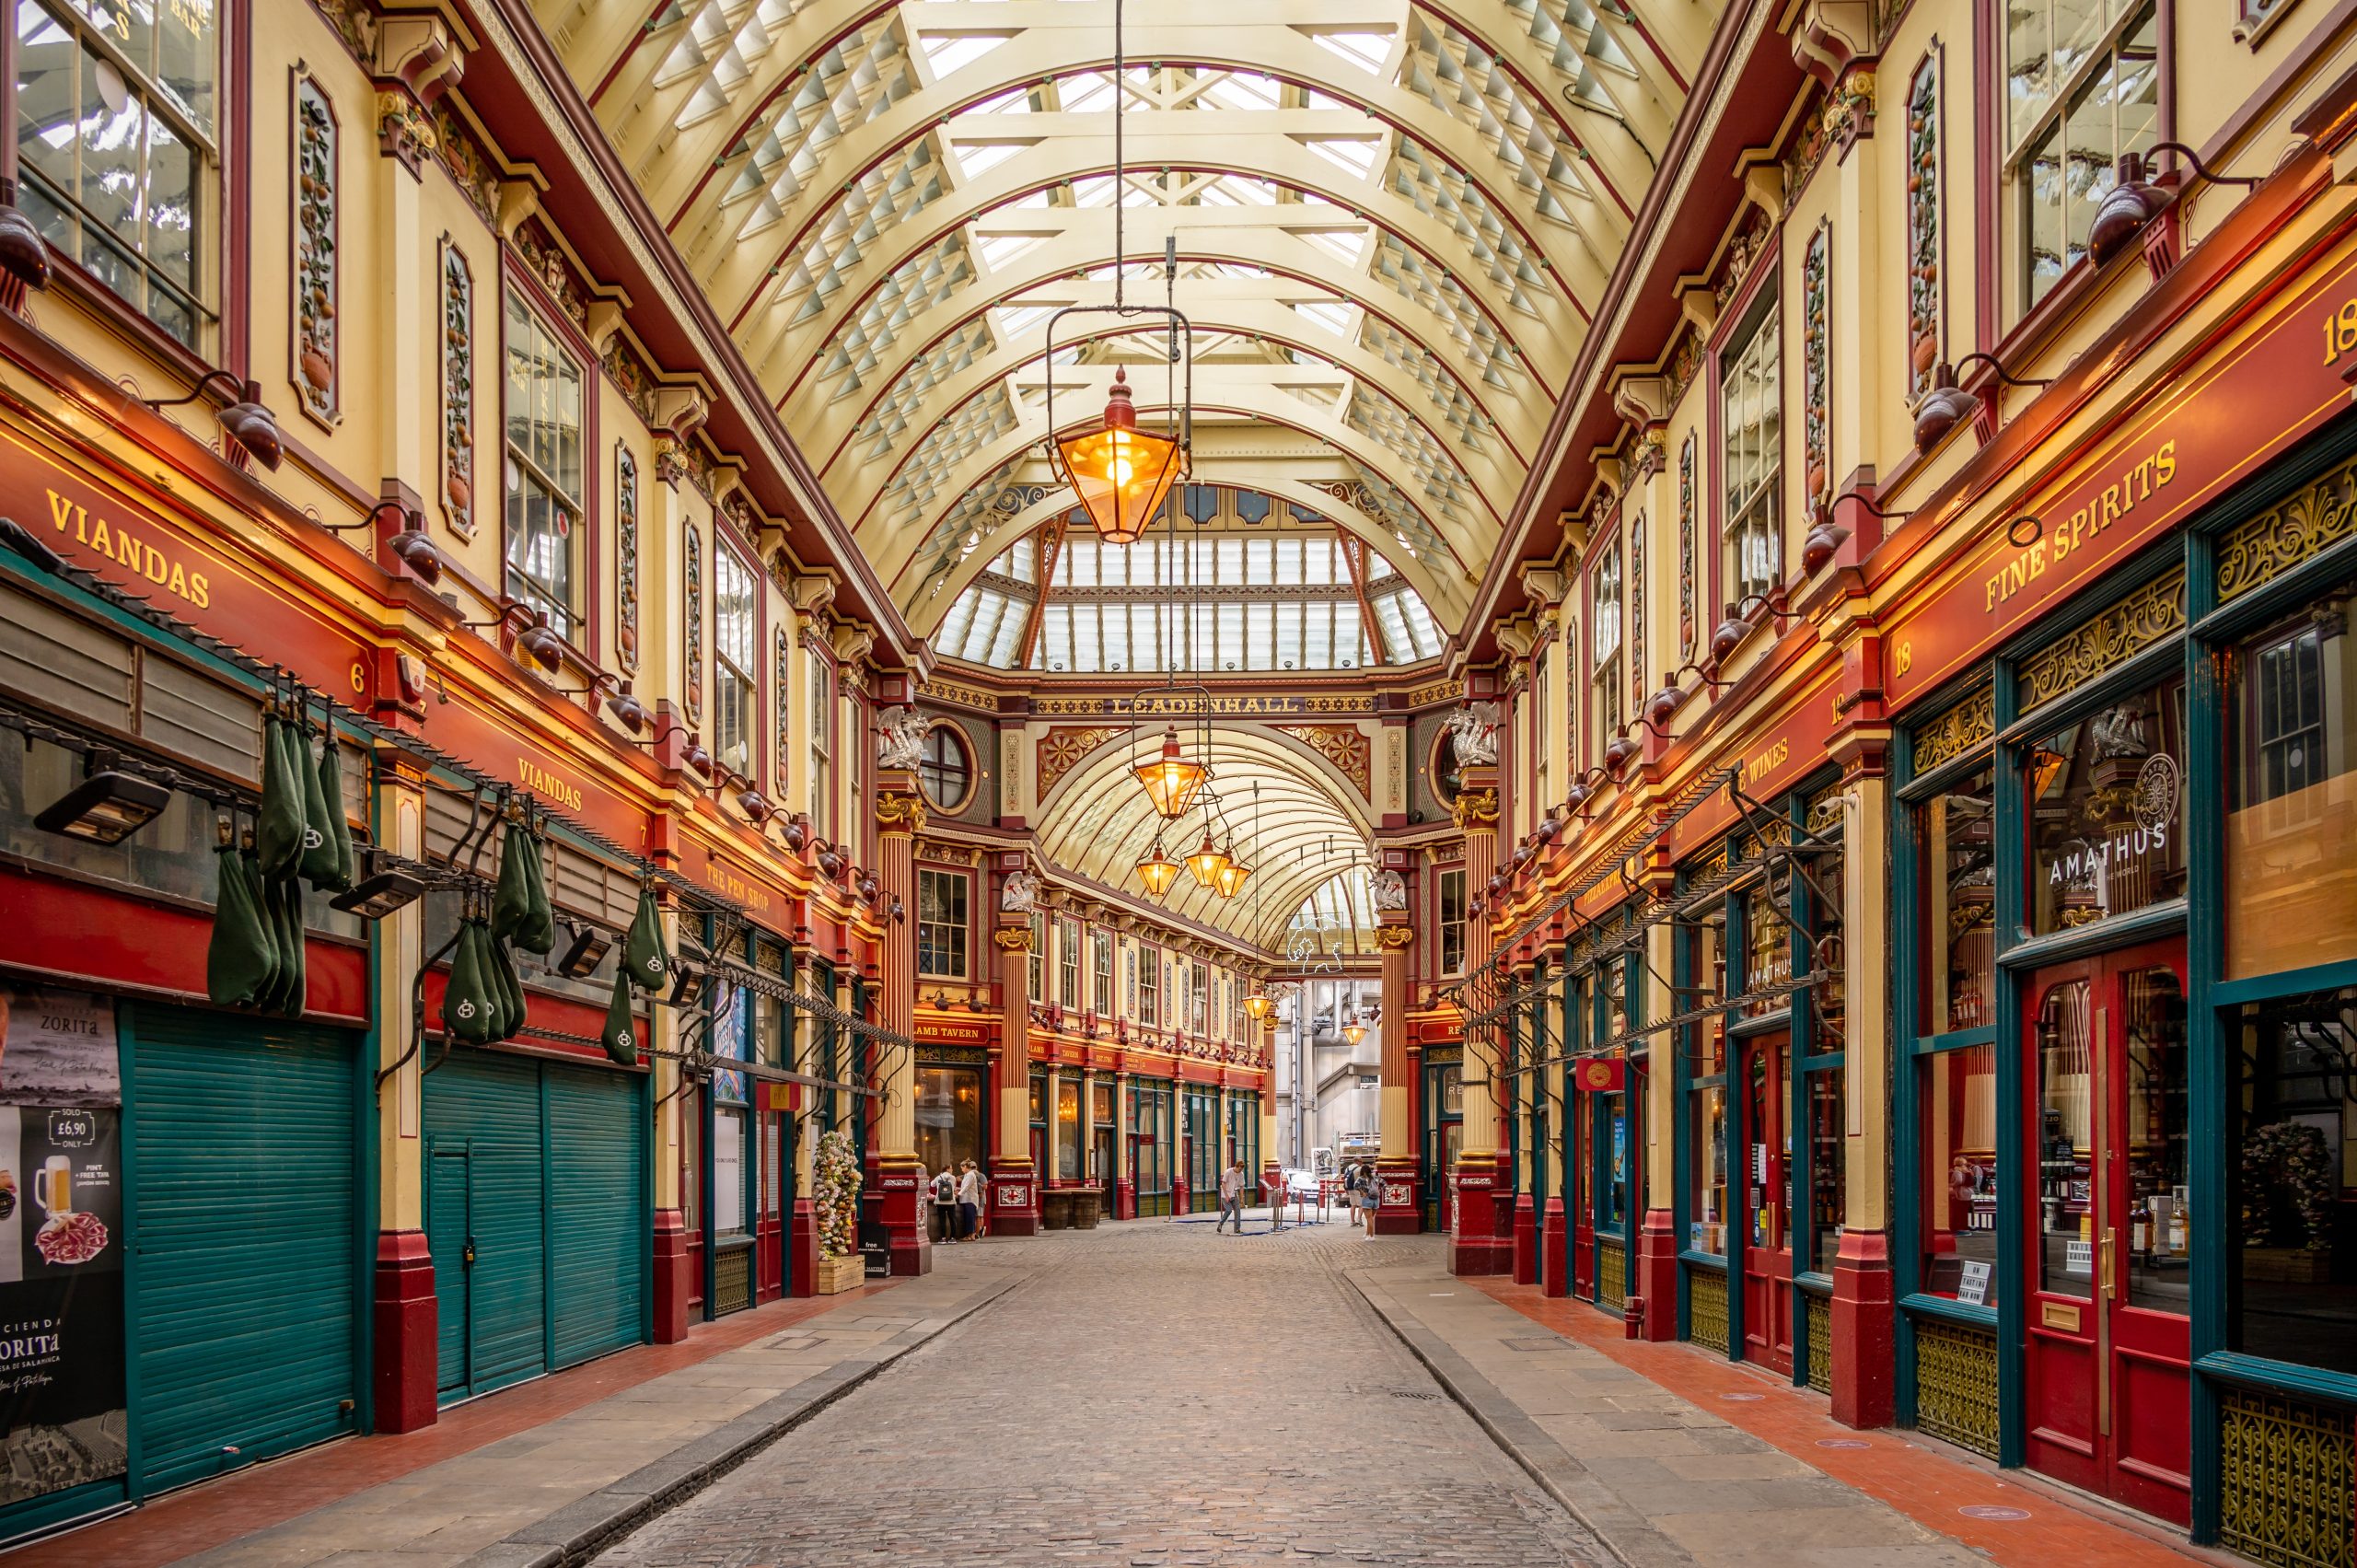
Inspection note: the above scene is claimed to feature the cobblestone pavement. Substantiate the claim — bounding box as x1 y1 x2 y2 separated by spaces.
595 1218 1607 1567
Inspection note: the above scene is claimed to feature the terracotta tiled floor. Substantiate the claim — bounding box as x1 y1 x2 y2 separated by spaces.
1469 1277 2221 1568
5 1282 896 1568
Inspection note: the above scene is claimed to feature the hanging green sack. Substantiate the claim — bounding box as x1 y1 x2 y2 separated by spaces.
309 730 354 891
490 931 525 1041
492 818 532 943
296 717 341 889
277 876 308 1018
516 831 555 957
206 835 274 1008
599 968 639 1066
621 886 669 993
255 717 305 878
474 923 507 1042
238 844 281 1007
252 871 290 1015
444 918 495 1044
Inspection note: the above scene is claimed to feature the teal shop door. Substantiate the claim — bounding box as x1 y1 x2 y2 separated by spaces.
425 1050 645 1402
128 1007 361 1495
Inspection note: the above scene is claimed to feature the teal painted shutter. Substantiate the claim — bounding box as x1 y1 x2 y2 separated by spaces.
547 1063 644 1367
426 1148 470 1397
423 1051 545 1399
129 1007 359 1495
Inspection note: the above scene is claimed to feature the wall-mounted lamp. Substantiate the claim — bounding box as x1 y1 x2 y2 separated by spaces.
1710 591 1792 666
329 847 426 919
554 920 612 978
2087 143 2264 269
666 960 709 1010
143 370 283 471
320 502 444 587
34 749 169 844
461 600 566 673
0 180 52 297
1911 354 2053 455
1802 492 1913 575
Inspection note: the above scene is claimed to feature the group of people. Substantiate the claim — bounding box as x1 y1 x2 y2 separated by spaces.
1341 1160 1381 1236
924 1160 984 1243
1208 1159 1385 1236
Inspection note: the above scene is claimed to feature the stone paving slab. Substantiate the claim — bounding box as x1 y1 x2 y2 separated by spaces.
164 1257 1030 1568
1348 1264 1983 1568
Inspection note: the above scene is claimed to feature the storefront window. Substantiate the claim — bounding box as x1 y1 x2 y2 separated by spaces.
916 868 968 979
1919 770 1996 1032
1805 1068 1844 1275
1921 1043 2001 1305
1598 1093 1629 1232
914 1064 982 1177
2228 984 2356 1374
1691 1082 1727 1256
2121 964 2189 1313
2226 585 2357 981
2036 978 2096 1298
1056 1076 1081 1180
1437 1063 1464 1115
1743 878 1791 1016
2024 673 2187 936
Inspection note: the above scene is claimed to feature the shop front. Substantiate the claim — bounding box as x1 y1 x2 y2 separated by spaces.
1422 1044 1463 1232
1562 921 1642 1316
1881 238 2357 1547
915 1042 989 1239
1130 1074 1175 1217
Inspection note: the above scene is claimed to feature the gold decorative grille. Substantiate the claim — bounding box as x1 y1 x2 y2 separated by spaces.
1912 686 1993 772
1911 1318 1999 1458
713 1245 753 1316
2222 1387 2355 1568
1805 1292 1833 1394
2218 457 2357 604
1689 1267 1729 1353
1597 1237 1627 1312
2016 567 2185 712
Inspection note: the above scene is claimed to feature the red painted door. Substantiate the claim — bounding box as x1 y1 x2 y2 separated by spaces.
1571 1094 1594 1297
2022 942 2191 1524
1740 1032 1793 1374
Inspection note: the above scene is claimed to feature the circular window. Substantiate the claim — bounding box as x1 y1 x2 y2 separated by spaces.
918 722 973 812
1428 727 1463 807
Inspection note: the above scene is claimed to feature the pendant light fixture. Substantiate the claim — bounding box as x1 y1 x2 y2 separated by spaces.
1213 780 1257 899
1341 1010 1367 1046
1132 723 1208 818
1185 815 1231 889
1134 836 1181 896
1041 0 1190 547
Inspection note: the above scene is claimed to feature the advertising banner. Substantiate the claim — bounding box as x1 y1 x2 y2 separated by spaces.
0 988 124 1505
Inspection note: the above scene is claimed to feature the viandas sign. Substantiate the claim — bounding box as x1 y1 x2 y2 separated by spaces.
0 988 124 1507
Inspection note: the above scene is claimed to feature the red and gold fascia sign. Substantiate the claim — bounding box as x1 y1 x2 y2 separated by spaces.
916 1017 990 1045
3 430 369 706
1886 240 2357 713
1575 1058 1625 1094
679 838 783 925
424 693 648 854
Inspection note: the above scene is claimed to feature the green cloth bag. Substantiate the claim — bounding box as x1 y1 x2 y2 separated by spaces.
238 848 281 1007
206 839 274 1008
516 831 555 957
445 920 495 1044
310 734 354 891
296 719 341 889
277 876 308 1018
492 820 532 943
621 887 669 993
254 872 290 1015
490 931 525 1041
255 717 305 879
600 969 639 1067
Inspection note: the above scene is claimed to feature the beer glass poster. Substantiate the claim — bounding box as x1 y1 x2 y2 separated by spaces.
0 989 125 1504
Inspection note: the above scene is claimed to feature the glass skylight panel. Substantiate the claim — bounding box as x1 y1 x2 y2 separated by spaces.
1215 538 1244 583
1400 591 1441 656
1276 603 1305 668
1276 537 1304 582
987 604 1027 667
1365 550 1397 581
1312 31 1390 74
1035 603 1071 668
1373 594 1410 659
936 587 981 652
1201 72 1283 110
1073 604 1100 667
957 142 1029 180
1302 227 1370 267
1059 75 1115 114
921 33 1012 74
994 304 1052 338
1216 603 1246 667
1293 300 1353 336
1246 539 1275 584
1069 173 1117 204
1306 137 1384 180
1306 601 1335 665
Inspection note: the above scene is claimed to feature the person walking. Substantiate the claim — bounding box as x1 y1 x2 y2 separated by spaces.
1341 1159 1364 1230
957 1159 983 1242
1215 1159 1247 1234
934 1166 958 1244
1266 1167 1285 1233
1360 1161 1380 1237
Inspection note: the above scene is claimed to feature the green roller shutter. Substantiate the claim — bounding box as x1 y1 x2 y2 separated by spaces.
425 1049 644 1402
424 1050 546 1400
547 1062 644 1366
128 1006 360 1496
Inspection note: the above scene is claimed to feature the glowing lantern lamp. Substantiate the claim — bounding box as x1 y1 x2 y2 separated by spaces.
1243 985 1273 1022
1185 828 1230 890
1134 839 1182 897
1341 1013 1367 1046
1054 367 1187 546
1132 724 1208 819
1213 849 1251 900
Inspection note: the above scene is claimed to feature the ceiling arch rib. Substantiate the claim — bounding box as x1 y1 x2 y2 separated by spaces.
808 272 1549 480
786 211 1555 454
1031 725 1376 951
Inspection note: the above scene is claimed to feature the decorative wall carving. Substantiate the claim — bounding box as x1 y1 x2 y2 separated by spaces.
430 103 499 226
2217 456 2357 603
684 520 704 724
1628 515 1646 711
616 444 641 672
1804 225 1833 505
1275 724 1372 797
293 75 338 425
1036 725 1125 798
2017 568 2186 711
1910 686 1992 772
1906 52 1945 400
774 628 792 794
438 239 473 536
1678 434 1697 656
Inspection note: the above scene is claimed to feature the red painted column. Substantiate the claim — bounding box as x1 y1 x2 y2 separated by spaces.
653 1208 693 1341
1633 1205 1679 1341
1374 900 1422 1235
1450 758 1509 1275
1541 1196 1569 1296
1831 1228 1895 1425
990 905 1040 1236
873 771 931 1277
371 1230 435 1431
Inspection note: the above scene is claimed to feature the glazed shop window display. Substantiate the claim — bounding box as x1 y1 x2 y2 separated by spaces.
2024 675 2187 937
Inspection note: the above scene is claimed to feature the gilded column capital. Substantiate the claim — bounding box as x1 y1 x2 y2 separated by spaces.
1375 923 1417 951
993 925 1035 953
875 791 927 835
1450 788 1500 830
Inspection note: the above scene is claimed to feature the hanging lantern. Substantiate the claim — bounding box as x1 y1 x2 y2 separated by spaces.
1134 838 1182 897
1052 367 1188 546
1213 847 1251 900
1132 724 1208 819
1341 1012 1367 1046
1185 827 1230 889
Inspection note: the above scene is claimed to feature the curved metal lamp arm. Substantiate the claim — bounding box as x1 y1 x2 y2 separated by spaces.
2147 139 2264 190
141 367 245 412
1951 351 2050 390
